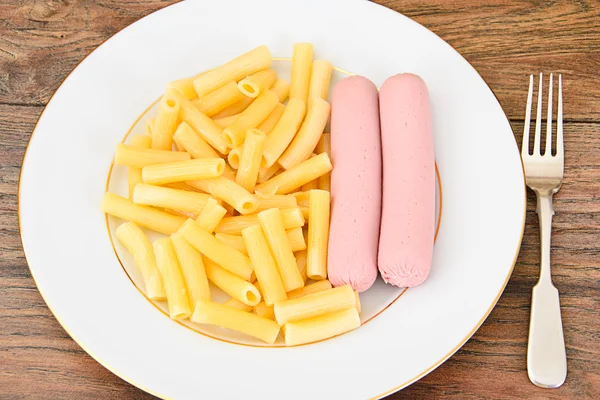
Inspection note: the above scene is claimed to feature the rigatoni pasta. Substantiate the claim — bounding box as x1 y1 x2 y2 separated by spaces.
237 69 278 98
192 81 244 117
172 122 221 159
153 238 192 320
235 128 266 192
171 232 211 304
141 158 225 185
289 43 313 101
187 176 258 215
222 90 279 148
127 135 152 198
215 207 305 235
316 133 331 190
284 308 360 346
255 153 332 196
256 103 285 134
308 60 333 101
115 144 190 168
307 189 330 280
195 197 227 233
261 98 306 168
115 222 166 300
132 183 213 215
152 89 181 150
270 79 290 102
203 257 261 306
274 285 356 325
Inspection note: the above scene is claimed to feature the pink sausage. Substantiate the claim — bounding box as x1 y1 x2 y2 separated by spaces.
378 73 435 288
328 76 381 293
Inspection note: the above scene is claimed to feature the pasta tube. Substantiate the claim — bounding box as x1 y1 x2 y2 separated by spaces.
215 233 248 255
289 43 313 101
261 98 306 168
115 222 166 300
212 96 254 119
171 90 228 154
316 133 331 190
294 249 308 282
235 128 266 192
213 114 239 128
172 122 221 159
270 79 290 102
127 135 152 198
215 207 305 235
153 238 192 320
254 302 275 320
242 225 287 306
192 45 272 97
258 163 281 183
258 209 304 292
171 232 211 304
255 194 298 212
222 89 279 148
186 177 258 215
284 308 360 346
223 298 253 312
141 158 225 185
132 183 213 215
256 103 285 134
287 279 332 299
191 300 280 344
115 144 190 168
307 189 330 280
214 228 305 256
227 146 243 169
286 227 307 252
196 197 227 233
308 60 333 101
274 285 356 325
178 219 253 280
237 69 278 98
278 98 330 169
102 192 185 235
192 81 244 117
204 257 260 306
152 89 181 150
255 153 332 196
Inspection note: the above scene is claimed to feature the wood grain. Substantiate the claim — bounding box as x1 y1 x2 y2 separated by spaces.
1 1 599 399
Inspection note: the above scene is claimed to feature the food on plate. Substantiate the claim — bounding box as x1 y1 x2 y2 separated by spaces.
104 43 436 346
327 75 382 292
378 73 435 287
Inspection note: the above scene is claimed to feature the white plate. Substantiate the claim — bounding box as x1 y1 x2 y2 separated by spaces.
18 0 526 398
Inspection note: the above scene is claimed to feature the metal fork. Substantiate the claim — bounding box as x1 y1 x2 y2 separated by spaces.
521 73 567 388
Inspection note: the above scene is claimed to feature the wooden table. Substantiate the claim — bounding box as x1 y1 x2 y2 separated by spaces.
1 1 599 398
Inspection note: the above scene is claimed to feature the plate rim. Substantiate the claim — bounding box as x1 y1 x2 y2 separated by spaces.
16 0 527 397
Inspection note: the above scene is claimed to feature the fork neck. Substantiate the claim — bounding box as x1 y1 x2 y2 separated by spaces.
534 190 555 286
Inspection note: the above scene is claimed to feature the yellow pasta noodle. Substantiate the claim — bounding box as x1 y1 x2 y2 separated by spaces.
300 206 309 220
214 228 305 256
186 177 258 215
102 193 185 235
278 98 330 169
178 219 253 280
258 209 304 292
308 60 333 101
141 158 224 185
261 98 306 168
215 207 305 235
289 43 313 101
287 279 332 299
203 257 260 306
192 45 272 97
227 146 243 170
213 113 240 128
115 222 166 300
301 179 319 191
292 191 311 207
284 308 360 346
192 81 244 117
152 89 181 150
171 232 211 304
222 90 279 148
237 69 278 98
127 135 152 198
274 285 356 326
255 153 332 196
270 78 290 102
286 227 307 252
146 118 155 136
255 194 298 212
167 71 209 100
172 122 221 159
307 189 330 280
316 133 331 190
153 238 192 320
258 163 281 183
191 300 280 344
132 183 213 215
171 90 229 154
235 128 266 192
195 197 227 233
256 103 285 134
242 225 287 306
114 144 190 168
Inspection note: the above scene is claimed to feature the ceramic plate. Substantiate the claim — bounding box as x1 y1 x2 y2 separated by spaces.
19 0 525 398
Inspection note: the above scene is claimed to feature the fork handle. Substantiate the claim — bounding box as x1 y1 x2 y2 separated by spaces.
527 192 567 388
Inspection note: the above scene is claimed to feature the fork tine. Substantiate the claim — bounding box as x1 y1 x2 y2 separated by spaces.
533 73 543 155
545 73 553 156
522 74 534 157
557 74 564 157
